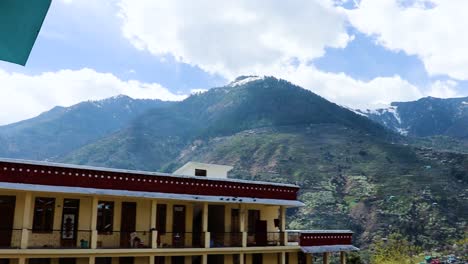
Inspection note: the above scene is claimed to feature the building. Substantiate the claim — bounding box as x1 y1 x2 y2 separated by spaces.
0 158 358 264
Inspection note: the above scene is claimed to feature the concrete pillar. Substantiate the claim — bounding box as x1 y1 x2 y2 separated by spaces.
280 252 286 264
149 256 155 264
151 200 157 229
90 196 99 249
18 258 26 264
323 253 329 264
202 203 210 248
239 253 245 264
151 200 158 249
242 232 247 247
240 205 247 247
280 206 287 245
340 252 346 264
204 232 211 248
89 257 95 264
151 230 158 248
202 203 208 232
202 254 207 264
20 192 32 249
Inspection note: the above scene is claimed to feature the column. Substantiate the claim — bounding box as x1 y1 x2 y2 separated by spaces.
340 252 346 264
202 203 210 248
202 254 208 264
18 258 26 264
280 206 287 246
90 196 99 249
322 253 329 264
240 205 247 247
149 256 155 264
20 192 33 249
151 200 158 248
239 253 245 264
280 252 286 264
89 257 95 264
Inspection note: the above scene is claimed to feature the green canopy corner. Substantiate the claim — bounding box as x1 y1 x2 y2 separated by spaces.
0 0 51 66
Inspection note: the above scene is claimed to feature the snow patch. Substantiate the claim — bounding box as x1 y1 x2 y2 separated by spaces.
228 76 265 87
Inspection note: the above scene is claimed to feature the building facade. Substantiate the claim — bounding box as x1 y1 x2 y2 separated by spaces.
0 159 358 264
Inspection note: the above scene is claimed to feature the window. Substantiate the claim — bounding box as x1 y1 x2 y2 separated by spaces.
32 197 55 232
195 169 207 176
156 204 167 234
97 201 114 233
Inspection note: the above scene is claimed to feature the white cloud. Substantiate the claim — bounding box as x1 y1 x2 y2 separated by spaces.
265 64 424 109
117 0 427 109
0 68 186 125
347 0 468 80
427 80 460 98
118 0 352 79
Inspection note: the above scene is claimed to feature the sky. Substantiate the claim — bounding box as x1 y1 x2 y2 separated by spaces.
1 0 468 125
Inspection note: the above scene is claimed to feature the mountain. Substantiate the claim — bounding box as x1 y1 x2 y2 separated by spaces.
0 95 173 160
358 96 468 139
60 77 466 249
0 76 465 250
62 76 394 170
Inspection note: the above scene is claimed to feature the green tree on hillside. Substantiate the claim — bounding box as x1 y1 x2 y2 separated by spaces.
370 234 421 264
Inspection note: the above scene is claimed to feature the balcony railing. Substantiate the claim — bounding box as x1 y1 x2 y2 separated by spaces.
247 232 285 247
157 232 205 248
0 229 22 248
27 229 92 249
97 231 151 249
210 232 243 247
287 231 301 244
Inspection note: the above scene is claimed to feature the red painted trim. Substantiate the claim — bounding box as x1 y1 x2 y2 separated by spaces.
0 161 299 200
299 233 353 246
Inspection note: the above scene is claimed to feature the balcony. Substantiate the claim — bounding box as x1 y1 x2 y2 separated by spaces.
97 231 152 249
209 232 243 248
27 229 92 249
0 229 21 249
247 232 285 247
157 232 205 248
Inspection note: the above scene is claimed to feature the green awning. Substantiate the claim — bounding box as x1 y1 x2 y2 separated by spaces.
0 0 51 66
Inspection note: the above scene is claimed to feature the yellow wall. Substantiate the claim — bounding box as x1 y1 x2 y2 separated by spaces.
0 190 300 264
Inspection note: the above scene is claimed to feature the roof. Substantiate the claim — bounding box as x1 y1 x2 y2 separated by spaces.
0 0 51 65
0 158 298 188
0 182 305 207
0 158 301 205
301 245 360 254
287 230 354 234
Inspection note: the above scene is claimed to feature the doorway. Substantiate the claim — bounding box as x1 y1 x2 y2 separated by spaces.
172 205 186 247
61 199 80 247
0 196 16 248
208 205 225 247
192 204 203 247
120 202 137 248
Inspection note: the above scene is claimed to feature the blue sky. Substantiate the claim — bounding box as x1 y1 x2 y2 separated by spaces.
0 0 467 125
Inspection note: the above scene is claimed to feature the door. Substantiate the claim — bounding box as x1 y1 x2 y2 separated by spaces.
120 202 137 248
172 205 186 247
208 205 225 247
255 220 267 246
0 196 16 248
192 204 203 247
61 199 80 247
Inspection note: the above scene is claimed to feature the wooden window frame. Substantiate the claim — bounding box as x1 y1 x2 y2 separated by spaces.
32 197 55 233
97 201 114 234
